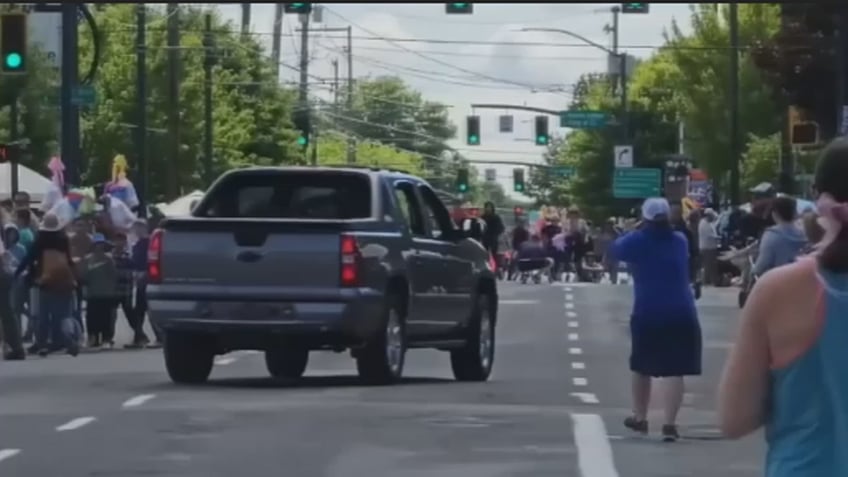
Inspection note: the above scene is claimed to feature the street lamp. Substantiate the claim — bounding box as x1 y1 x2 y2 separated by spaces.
518 27 629 141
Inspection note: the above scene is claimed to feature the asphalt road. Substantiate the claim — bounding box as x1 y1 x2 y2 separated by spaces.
0 282 763 477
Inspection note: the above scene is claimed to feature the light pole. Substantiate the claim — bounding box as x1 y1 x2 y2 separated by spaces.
519 27 629 142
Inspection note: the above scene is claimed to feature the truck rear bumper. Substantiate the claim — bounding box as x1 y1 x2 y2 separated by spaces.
148 289 385 350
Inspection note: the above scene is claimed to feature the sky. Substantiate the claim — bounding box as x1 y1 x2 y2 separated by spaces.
213 2 695 197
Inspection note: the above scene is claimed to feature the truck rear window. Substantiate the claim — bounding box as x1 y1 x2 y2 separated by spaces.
194 172 372 219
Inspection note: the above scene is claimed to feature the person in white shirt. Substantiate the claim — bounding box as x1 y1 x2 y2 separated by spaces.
698 209 721 285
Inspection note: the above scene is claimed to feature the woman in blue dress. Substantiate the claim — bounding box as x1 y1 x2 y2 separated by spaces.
610 197 702 442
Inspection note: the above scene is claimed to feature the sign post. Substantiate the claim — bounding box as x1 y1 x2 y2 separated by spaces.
613 168 661 199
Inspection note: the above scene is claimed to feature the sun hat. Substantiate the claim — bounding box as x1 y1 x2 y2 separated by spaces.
641 197 671 221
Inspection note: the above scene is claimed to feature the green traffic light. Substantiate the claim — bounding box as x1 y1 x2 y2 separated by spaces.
536 135 548 145
5 53 22 69
297 136 308 146
458 183 468 192
468 135 479 144
514 184 524 192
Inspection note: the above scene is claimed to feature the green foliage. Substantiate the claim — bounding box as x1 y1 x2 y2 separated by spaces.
740 132 779 191
314 132 425 176
78 5 300 200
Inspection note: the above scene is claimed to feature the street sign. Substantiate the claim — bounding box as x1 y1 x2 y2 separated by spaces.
554 166 575 178
614 145 633 168
71 85 96 106
498 115 513 133
484 168 496 181
613 168 661 199
559 110 610 129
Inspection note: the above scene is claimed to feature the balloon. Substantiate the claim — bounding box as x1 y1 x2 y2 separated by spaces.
46 199 75 229
107 198 137 231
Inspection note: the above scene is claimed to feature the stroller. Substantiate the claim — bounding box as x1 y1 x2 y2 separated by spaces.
517 258 554 284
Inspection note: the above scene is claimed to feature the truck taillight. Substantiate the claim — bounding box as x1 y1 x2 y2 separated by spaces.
340 234 360 287
148 229 164 284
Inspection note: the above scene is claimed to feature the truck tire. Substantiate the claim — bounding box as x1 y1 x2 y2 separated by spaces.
164 332 214 385
265 347 309 379
356 295 406 385
450 292 496 382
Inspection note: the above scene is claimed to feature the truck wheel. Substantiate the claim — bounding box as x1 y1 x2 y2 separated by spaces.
451 292 496 382
356 296 406 385
164 332 214 385
265 347 309 379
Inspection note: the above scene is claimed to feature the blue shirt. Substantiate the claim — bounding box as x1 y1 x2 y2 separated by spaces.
766 269 848 477
517 241 547 260
611 224 696 323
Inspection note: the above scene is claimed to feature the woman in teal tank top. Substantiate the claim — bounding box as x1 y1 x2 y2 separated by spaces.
719 138 848 476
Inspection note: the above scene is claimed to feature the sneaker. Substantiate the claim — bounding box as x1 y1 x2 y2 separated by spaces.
624 416 648 434
37 348 49 357
661 424 680 442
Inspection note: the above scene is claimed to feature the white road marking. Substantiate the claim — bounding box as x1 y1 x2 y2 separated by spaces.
215 357 237 365
56 417 96 432
499 299 539 305
569 347 583 355
568 332 579 341
0 449 20 463
565 293 574 301
572 413 620 477
573 377 588 386
572 362 586 370
122 394 157 409
564 286 573 292
566 311 578 318
570 393 600 404
568 321 579 328
565 302 574 309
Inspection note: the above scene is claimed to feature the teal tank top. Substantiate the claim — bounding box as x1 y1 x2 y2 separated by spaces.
766 268 848 476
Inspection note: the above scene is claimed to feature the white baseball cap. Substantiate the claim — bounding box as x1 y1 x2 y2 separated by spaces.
641 197 671 221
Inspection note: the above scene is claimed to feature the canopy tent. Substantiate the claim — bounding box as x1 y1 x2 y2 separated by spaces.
156 190 205 217
0 163 53 202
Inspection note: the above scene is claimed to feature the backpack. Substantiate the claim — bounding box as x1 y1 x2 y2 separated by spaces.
38 249 76 292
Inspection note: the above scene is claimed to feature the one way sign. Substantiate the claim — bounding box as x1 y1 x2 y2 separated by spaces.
614 145 633 168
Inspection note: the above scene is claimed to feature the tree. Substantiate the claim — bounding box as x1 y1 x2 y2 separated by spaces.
659 4 782 181
314 132 425 175
525 136 574 207
77 5 300 200
740 132 780 191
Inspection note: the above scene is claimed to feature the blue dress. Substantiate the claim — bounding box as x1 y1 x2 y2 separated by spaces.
611 224 702 377
765 268 848 476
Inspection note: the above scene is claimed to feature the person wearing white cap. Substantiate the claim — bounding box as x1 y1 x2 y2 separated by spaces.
698 208 721 285
609 197 702 442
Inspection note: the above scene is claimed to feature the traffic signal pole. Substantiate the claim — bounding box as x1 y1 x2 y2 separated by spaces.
60 3 81 187
203 13 214 183
10 96 19 197
729 4 741 207
135 4 148 215
298 13 312 165
611 6 629 142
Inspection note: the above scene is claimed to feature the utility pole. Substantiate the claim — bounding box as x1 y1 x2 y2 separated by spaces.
303 24 356 163
271 4 284 81
611 6 628 142
729 3 741 207
166 3 180 199
240 3 251 41
135 4 148 215
298 13 311 164
10 97 19 197
203 13 214 184
60 3 81 187
332 58 339 107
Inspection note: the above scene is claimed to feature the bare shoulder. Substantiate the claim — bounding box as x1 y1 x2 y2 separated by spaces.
748 259 818 320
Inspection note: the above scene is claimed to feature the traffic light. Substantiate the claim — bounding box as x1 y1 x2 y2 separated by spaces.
621 3 650 13
513 168 525 192
791 123 818 145
1 14 27 74
534 115 549 146
466 115 481 146
284 3 312 14
446 3 473 14
456 168 469 193
293 109 310 149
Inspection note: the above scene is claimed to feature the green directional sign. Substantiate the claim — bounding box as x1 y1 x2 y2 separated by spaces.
71 85 96 106
559 110 611 129
554 166 575 178
612 168 662 199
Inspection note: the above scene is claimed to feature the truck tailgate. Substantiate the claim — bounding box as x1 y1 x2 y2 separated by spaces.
160 220 343 290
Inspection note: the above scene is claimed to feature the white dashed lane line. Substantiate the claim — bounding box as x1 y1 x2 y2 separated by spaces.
569 347 583 355
568 321 579 328
566 311 577 318
122 394 157 409
573 377 588 387
568 332 579 341
565 302 575 309
0 449 20 463
572 413 620 477
572 362 586 370
56 417 96 432
570 392 600 404
565 293 574 301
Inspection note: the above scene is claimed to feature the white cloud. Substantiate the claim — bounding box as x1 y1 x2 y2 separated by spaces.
213 3 692 195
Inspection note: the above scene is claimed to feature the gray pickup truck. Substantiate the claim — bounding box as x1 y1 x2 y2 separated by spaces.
147 167 498 385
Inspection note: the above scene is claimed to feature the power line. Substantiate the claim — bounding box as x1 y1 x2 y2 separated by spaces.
331 45 610 61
